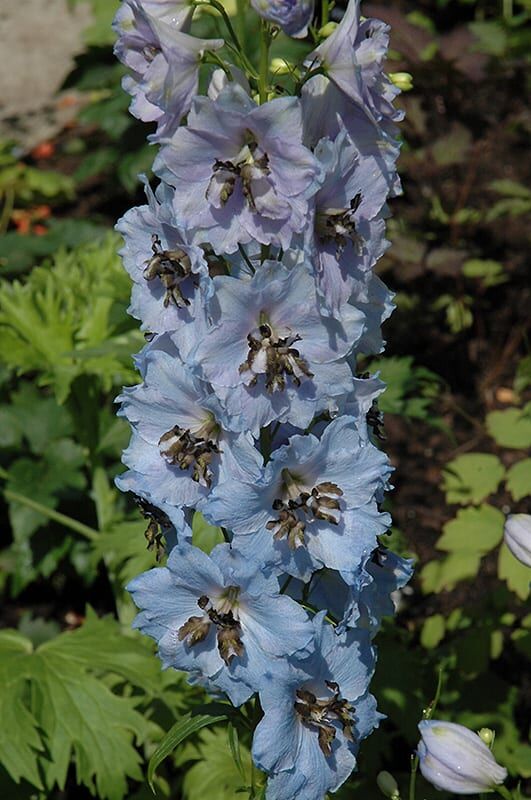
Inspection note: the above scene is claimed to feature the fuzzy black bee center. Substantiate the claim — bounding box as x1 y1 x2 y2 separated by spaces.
239 322 314 394
267 469 343 549
315 192 362 256
294 681 354 757
206 130 270 212
178 586 243 665
158 419 220 487
144 234 194 308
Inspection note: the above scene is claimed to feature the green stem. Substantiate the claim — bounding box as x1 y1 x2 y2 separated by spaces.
408 753 418 800
3 487 99 541
258 20 271 103
235 0 246 45
495 786 513 800
321 0 329 27
204 51 233 79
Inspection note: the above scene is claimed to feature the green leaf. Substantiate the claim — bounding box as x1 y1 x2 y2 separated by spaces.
442 453 505 505
372 356 441 421
192 511 224 554
436 505 505 555
92 520 157 587
421 551 482 593
470 20 508 55
148 711 228 790
515 355 531 393
0 613 161 798
181 728 254 800
420 614 445 649
462 259 507 287
486 404 531 449
505 459 531 501
498 543 530 600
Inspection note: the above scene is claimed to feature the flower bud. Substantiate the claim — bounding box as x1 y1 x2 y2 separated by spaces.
389 72 413 91
377 770 400 798
417 720 507 795
318 21 338 38
270 57 296 76
504 513 531 568
251 0 314 38
478 727 494 746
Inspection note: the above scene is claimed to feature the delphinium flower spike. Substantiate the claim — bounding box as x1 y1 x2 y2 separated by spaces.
114 1 406 796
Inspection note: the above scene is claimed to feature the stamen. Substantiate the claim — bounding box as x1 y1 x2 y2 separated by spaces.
205 132 271 212
178 592 244 665
267 474 343 548
239 323 313 394
294 682 355 757
143 234 194 308
134 496 171 562
158 424 220 487
315 193 363 256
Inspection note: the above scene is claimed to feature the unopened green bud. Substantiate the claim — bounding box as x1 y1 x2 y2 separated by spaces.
389 72 413 91
478 727 495 746
270 58 295 76
318 21 338 39
377 770 400 799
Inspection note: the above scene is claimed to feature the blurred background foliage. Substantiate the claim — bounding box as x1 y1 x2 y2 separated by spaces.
0 0 529 798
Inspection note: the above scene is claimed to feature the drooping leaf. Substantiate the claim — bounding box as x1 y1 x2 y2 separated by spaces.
442 453 505 505
148 711 228 790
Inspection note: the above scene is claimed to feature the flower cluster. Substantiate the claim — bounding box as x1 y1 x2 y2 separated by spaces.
114 1 411 796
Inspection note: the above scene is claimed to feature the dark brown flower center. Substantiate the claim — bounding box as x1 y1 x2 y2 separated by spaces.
135 496 171 562
144 233 195 308
239 323 314 394
207 131 270 212
315 193 362 256
158 424 220 487
178 589 243 665
267 470 343 549
294 681 354 757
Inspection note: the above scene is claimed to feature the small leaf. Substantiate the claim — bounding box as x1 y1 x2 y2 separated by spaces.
486 404 531 449
192 512 224 554
421 551 482 593
505 459 531 502
420 615 445 649
498 543 530 600
437 504 505 555
442 453 505 505
148 712 228 790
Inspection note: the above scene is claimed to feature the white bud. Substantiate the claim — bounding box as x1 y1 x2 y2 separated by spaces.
504 514 531 568
377 770 400 798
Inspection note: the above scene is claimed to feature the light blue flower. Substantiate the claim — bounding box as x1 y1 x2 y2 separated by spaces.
305 0 402 126
251 0 314 38
252 612 382 799
113 0 223 140
417 720 508 794
206 415 392 580
306 129 390 317
154 83 322 252
116 181 212 336
189 261 362 434
127 542 315 705
116 345 262 510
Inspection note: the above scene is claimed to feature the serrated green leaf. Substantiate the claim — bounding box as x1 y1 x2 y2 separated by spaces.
92 520 157 587
505 459 531 501
420 614 445 649
420 551 482 593
442 453 505 505
498 543 530 600
148 711 228 790
0 614 159 798
436 505 504 555
486 404 531 449
181 727 254 800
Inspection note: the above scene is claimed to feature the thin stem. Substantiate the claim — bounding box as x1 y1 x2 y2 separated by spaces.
3 488 99 541
258 20 271 103
235 0 246 45
204 51 233 79
408 753 418 800
495 786 513 800
321 0 329 27
238 244 256 274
